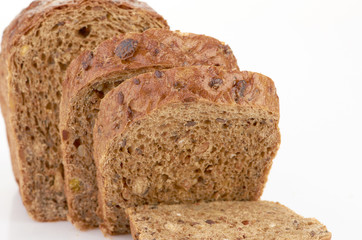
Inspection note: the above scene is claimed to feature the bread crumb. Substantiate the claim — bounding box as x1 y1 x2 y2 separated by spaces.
20 45 30 56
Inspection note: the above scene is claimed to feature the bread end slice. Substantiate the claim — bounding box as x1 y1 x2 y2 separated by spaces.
0 0 168 222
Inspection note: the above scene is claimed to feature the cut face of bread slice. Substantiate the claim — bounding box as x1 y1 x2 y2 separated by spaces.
93 66 280 234
60 29 239 229
0 0 168 222
126 201 332 240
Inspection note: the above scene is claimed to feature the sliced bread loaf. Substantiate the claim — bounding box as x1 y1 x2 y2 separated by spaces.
93 66 281 234
60 29 239 229
0 0 168 222
126 201 332 240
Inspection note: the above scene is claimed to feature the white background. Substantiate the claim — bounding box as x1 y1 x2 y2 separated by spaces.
1 0 361 239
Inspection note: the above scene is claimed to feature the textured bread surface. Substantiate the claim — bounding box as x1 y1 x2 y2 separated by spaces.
126 201 332 240
0 54 20 184
60 29 238 229
0 0 168 222
94 66 280 234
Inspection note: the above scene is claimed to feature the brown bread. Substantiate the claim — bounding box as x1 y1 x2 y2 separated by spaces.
60 29 239 229
94 66 281 234
126 201 332 240
0 0 168 222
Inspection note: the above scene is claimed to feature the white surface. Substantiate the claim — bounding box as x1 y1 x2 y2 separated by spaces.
1 0 361 239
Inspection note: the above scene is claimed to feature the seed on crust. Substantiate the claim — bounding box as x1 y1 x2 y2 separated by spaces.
117 92 124 104
82 51 93 70
115 39 139 60
208 78 223 89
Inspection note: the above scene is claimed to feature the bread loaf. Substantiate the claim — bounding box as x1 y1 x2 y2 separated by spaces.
126 201 332 240
93 66 281 234
0 0 168 222
60 29 239 229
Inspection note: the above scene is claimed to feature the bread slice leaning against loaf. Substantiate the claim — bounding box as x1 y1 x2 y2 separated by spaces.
93 65 281 235
0 0 168 222
60 29 239 229
126 201 332 240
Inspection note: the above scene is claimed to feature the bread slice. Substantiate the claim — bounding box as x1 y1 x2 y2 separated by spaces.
0 0 168 222
126 201 332 240
60 29 239 229
93 66 281 234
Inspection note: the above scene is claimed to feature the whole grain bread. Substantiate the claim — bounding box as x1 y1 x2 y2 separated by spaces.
0 0 168 222
60 29 239 229
126 201 332 240
93 66 281 234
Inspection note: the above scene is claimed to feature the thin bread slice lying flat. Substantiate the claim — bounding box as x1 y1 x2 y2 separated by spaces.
126 201 332 240
93 66 281 234
60 29 239 229
0 0 168 222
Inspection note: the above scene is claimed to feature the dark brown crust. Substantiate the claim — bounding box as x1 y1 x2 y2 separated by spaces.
0 0 168 222
94 66 279 234
60 29 239 229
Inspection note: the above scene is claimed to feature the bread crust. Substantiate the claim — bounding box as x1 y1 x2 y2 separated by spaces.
1 0 166 55
0 0 168 222
61 29 238 114
94 66 279 234
0 50 19 184
60 29 239 229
